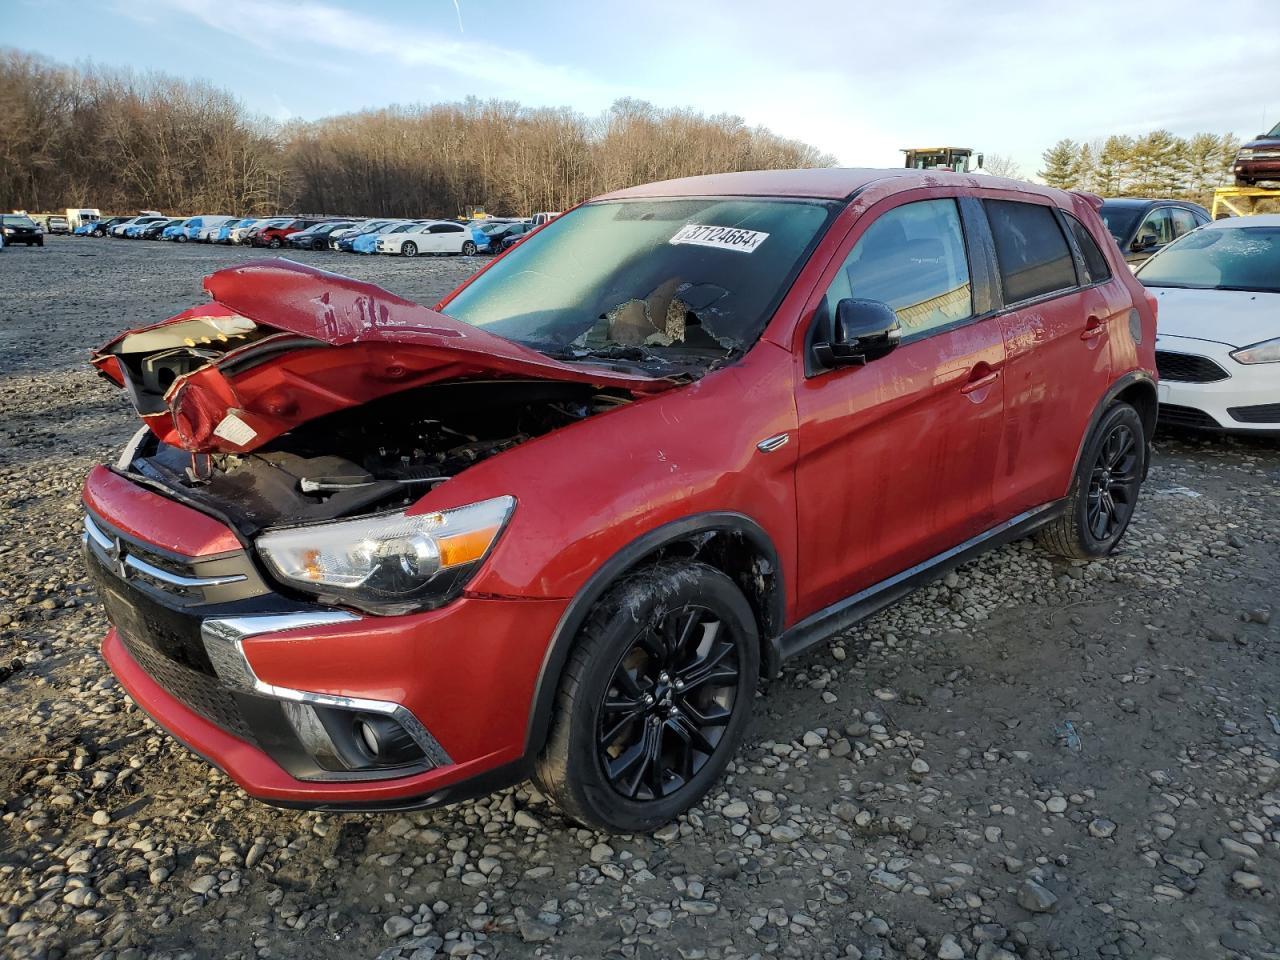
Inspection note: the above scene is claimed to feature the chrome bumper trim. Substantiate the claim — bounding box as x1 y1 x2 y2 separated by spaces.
200 613 453 771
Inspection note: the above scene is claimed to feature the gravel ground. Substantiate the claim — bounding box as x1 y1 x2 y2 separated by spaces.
1 236 1278 960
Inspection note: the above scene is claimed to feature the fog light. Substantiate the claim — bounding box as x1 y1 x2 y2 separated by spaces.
353 714 422 765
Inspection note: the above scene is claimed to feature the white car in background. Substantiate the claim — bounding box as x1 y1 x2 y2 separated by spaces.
375 220 476 257
1137 215 1280 435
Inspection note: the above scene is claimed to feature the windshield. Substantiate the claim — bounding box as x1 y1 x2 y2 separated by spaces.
441 197 837 365
387 222 418 234
2 216 38 228
1268 121 1280 138
1099 205 1141 243
1138 226 1280 293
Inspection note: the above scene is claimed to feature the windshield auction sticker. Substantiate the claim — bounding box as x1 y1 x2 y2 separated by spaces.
669 224 769 253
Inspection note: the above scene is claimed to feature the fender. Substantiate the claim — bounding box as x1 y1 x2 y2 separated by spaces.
521 512 784 756
1070 371 1158 480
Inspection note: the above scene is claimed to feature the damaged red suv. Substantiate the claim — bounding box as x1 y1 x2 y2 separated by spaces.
84 169 1157 831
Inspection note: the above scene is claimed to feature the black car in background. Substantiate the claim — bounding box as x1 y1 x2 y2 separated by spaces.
142 218 185 240
90 216 132 237
0 214 44 246
1098 198 1210 267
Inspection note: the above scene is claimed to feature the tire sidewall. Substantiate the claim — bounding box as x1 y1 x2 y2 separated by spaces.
402 242 417 258
1072 403 1146 555
560 564 759 832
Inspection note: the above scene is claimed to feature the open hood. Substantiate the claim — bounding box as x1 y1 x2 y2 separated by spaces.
92 259 676 454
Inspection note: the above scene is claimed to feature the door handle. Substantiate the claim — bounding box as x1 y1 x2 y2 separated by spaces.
1081 315 1109 340
959 364 1001 395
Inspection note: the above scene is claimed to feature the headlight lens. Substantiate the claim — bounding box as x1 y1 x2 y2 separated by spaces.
1239 148 1255 158
1230 337 1280 364
256 496 515 614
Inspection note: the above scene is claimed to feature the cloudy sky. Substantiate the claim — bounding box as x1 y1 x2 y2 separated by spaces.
5 0 1279 177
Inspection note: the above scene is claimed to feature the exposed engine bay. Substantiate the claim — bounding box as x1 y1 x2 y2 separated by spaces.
124 379 630 536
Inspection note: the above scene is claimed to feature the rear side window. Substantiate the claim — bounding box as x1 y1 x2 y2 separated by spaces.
1065 215 1112 284
984 200 1077 303
822 198 973 337
1170 208 1200 238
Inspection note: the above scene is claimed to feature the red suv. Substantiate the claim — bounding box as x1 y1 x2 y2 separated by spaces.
250 218 331 248
84 169 1157 831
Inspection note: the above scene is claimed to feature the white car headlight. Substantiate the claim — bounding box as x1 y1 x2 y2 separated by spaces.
256 496 514 614
1230 337 1280 364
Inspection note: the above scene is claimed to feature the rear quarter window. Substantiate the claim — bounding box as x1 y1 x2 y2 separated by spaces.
1065 214 1112 284
984 200 1077 303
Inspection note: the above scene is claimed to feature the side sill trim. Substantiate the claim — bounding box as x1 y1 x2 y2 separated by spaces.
775 499 1066 665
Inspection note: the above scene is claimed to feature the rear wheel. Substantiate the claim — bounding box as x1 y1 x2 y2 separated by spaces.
1038 402 1146 560
401 241 418 258
535 562 759 832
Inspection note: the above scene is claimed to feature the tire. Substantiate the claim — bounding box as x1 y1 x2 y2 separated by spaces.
175 234 188 243
534 561 759 832
36 238 43 247
1235 176 1253 187
1037 402 1146 560
461 240 477 256
401 241 418 258
268 237 283 249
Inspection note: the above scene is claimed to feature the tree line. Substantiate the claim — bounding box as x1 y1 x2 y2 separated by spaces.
1038 131 1240 204
0 50 834 217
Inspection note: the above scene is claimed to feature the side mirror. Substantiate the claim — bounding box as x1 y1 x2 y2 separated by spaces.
813 298 901 368
1134 233 1158 252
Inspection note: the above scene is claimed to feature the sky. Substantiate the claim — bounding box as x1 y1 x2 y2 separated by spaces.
4 0 1279 178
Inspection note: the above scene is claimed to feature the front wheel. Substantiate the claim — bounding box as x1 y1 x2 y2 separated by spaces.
401 241 417 258
175 234 188 243
268 237 282 249
461 240 477 256
535 562 759 832
1038 402 1146 560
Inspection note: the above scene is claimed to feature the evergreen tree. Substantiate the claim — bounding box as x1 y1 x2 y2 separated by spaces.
1071 143 1096 193
1039 139 1079 189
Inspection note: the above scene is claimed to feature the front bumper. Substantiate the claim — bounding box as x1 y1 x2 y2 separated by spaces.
1156 334 1280 434
84 468 567 808
1234 156 1280 181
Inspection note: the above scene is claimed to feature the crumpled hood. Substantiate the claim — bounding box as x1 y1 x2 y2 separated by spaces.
92 259 675 454
1149 286 1280 347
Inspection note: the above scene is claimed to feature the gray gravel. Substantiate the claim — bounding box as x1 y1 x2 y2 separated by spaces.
2 236 1278 960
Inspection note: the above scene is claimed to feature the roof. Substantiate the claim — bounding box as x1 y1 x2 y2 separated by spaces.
1100 197 1205 208
1203 213 1280 228
595 167 1052 202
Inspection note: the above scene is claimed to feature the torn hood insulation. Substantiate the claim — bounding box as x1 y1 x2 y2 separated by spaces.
92 259 677 454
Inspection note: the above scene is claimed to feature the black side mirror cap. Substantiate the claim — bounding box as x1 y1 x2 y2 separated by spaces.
813 298 901 369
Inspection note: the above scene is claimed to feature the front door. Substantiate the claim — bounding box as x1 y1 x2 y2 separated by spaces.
793 195 1007 618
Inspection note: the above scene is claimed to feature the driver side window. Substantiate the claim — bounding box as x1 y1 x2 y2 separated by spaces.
818 199 973 339
1137 208 1175 246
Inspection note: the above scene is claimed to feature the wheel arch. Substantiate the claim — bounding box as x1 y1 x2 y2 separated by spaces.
523 512 784 757
1071 372 1157 479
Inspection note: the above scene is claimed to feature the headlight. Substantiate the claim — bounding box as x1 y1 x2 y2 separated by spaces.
1230 337 1280 364
1238 148 1255 158
256 496 515 614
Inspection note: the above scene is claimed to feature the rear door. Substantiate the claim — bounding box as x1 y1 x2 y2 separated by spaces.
792 193 1007 616
981 198 1113 516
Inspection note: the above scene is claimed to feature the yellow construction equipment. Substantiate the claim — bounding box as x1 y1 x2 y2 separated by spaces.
1211 185 1280 219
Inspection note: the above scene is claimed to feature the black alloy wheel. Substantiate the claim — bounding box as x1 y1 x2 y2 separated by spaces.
1038 401 1146 560
597 604 741 801
535 561 759 832
1086 421 1140 542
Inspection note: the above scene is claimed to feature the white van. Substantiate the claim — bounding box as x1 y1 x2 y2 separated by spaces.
67 208 102 230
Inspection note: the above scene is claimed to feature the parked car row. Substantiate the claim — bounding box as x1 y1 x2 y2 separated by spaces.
70 210 557 257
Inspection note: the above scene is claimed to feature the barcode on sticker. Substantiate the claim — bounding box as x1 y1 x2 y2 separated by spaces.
669 224 769 253
213 413 257 446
